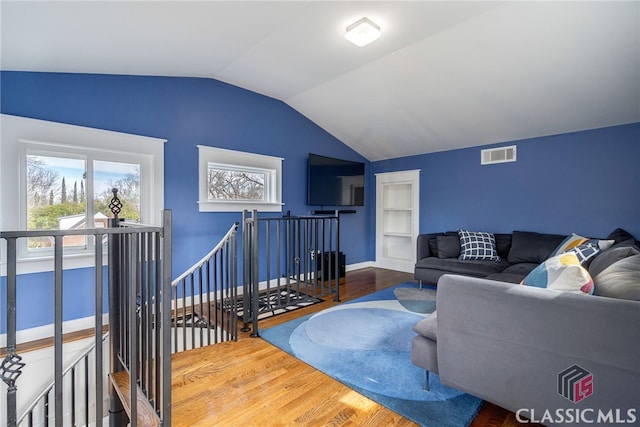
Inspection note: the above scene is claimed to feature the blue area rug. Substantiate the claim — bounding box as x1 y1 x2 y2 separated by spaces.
260 282 483 427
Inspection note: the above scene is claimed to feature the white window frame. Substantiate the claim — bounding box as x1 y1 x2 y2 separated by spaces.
19 141 150 258
197 145 283 212
1 114 165 274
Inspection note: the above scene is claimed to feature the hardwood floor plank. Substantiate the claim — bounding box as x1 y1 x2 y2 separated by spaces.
171 267 527 426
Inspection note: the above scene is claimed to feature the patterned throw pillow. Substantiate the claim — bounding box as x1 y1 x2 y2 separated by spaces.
568 241 613 265
551 233 615 265
521 252 594 294
457 230 501 261
552 233 589 255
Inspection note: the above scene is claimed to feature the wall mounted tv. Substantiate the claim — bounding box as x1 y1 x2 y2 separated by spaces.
307 153 365 206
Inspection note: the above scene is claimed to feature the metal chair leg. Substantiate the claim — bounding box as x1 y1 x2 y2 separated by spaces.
424 370 430 391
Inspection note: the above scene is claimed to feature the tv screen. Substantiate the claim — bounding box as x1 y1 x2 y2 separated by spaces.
308 153 365 206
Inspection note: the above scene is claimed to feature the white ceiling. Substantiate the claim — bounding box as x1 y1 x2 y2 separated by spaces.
2 1 639 161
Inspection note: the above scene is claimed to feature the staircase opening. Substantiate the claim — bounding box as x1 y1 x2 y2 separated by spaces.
2 206 339 426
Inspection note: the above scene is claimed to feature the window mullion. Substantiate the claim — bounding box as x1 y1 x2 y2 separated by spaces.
86 157 95 251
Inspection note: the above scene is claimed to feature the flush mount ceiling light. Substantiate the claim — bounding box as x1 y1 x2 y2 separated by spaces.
344 17 382 47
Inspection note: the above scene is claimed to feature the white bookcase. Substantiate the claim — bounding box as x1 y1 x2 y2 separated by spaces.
375 170 420 272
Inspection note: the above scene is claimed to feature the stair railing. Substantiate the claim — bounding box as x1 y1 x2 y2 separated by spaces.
170 222 239 353
3 198 242 427
107 210 172 427
15 332 109 426
242 210 341 336
1 208 173 427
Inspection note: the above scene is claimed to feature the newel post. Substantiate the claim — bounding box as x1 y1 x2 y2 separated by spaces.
107 189 126 426
1 237 24 427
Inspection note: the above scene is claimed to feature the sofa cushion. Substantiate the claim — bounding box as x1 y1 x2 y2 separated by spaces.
521 252 594 294
589 245 640 278
593 254 640 301
458 230 501 261
416 257 510 277
502 263 539 276
413 311 438 341
435 235 460 259
417 233 442 260
606 227 635 245
491 263 539 283
507 231 566 264
606 238 640 254
428 238 438 257
494 233 512 259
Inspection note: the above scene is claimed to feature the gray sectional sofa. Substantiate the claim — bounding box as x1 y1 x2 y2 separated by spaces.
411 228 640 425
414 228 638 285
413 275 640 426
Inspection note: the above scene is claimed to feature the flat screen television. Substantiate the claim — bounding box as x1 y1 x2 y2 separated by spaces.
307 153 365 206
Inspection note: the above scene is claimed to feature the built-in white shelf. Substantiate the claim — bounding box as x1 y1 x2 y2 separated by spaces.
375 170 420 273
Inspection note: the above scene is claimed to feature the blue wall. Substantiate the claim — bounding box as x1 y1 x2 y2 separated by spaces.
1 71 369 331
1 71 370 272
372 123 640 241
2 70 638 332
0 269 109 332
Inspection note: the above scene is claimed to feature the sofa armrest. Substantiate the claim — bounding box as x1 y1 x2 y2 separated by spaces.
436 274 640 419
416 233 443 261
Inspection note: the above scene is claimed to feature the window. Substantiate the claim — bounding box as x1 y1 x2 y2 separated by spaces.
24 150 142 253
26 154 87 250
1 114 165 273
198 145 283 212
207 164 268 202
93 160 141 222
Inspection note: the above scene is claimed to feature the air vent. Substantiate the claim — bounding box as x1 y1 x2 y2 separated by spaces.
481 145 517 165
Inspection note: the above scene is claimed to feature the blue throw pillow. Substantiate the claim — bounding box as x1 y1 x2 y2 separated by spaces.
458 230 501 261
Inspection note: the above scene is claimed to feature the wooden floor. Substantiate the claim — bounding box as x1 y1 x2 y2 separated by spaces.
171 267 528 427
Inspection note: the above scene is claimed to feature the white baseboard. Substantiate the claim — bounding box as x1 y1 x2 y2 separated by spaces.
346 261 375 271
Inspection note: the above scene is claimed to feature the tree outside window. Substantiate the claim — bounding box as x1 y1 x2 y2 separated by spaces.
197 145 282 212
207 166 266 202
26 154 140 249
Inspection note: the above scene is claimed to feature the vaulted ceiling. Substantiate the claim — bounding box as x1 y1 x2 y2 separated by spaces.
2 1 639 161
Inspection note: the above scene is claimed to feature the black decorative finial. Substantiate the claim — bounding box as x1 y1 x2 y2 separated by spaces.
108 188 123 219
1 351 25 388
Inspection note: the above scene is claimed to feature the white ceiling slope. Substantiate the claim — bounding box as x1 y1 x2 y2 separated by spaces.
2 1 639 161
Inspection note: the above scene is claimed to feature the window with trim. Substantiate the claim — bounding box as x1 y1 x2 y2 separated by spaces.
1 114 165 273
198 145 283 212
23 146 143 254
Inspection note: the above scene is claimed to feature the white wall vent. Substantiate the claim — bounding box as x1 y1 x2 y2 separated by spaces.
481 145 517 165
